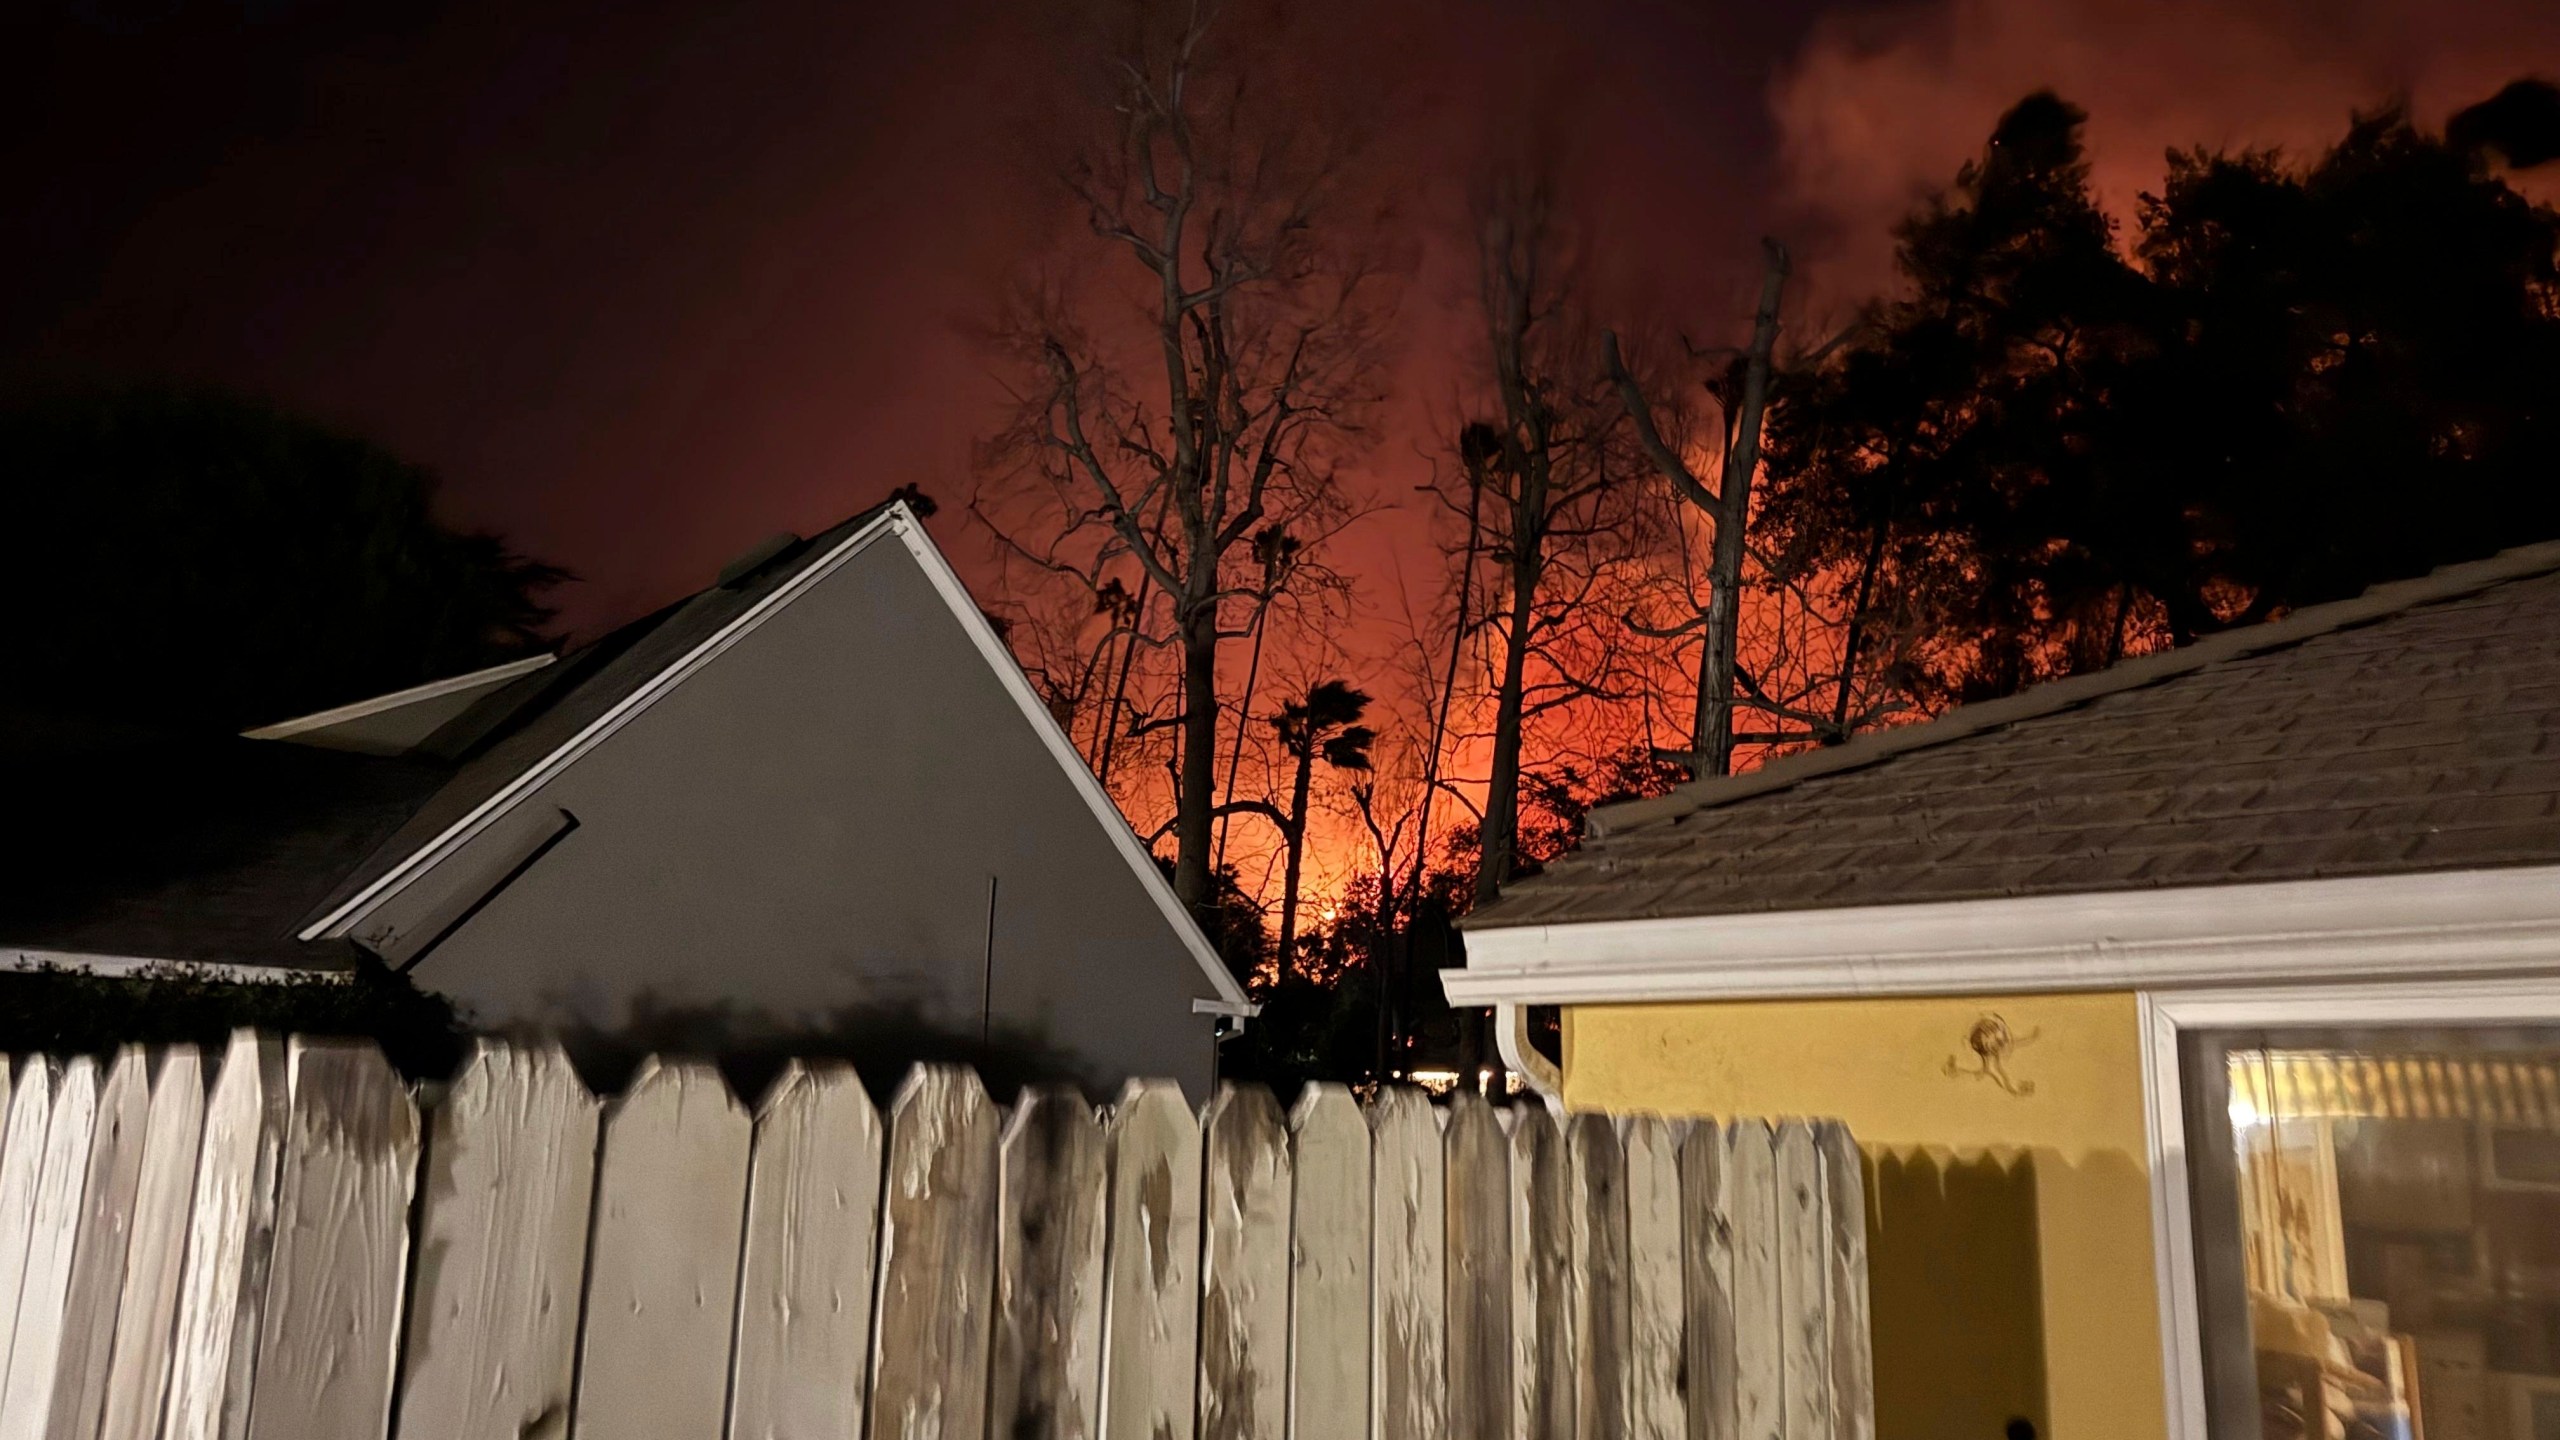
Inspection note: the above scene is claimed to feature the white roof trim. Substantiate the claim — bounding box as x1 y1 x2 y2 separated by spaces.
242 652 557 741
6 948 343 985
295 504 1253 1017
1440 864 2560 1005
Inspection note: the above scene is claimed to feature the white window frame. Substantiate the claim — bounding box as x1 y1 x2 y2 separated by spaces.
2140 976 2560 1440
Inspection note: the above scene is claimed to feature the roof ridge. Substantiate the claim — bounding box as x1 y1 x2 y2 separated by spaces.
1587 539 2560 840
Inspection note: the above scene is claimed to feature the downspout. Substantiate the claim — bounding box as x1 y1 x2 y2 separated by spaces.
1495 1002 1563 1103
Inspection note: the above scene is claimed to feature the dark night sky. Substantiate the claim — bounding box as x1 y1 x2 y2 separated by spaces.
7 0 2556 637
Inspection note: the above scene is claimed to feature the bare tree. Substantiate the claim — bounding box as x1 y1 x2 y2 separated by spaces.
1451 170 1646 905
1605 239 1789 780
977 0 1392 914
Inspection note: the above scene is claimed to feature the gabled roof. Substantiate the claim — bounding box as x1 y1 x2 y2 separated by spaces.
294 503 1253 1015
5 504 1250 1015
1465 541 2560 932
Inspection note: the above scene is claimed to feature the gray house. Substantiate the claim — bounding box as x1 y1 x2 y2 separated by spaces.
3 503 1250 1095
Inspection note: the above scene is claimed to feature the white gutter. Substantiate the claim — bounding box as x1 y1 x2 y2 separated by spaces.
1443 864 2560 1006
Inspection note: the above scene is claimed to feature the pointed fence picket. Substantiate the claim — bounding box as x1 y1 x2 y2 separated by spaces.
0 1035 1872 1440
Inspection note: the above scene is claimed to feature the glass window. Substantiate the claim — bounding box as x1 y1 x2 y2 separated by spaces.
2184 1027 2560 1440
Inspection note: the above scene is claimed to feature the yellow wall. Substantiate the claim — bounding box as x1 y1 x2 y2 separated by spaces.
1566 991 2163 1440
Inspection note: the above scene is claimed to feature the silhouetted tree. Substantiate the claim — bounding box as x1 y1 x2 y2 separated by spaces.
977 0 1393 917
0 385 565 733
1762 86 2560 706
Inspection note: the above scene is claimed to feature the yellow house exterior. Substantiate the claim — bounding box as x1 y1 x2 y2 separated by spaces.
1562 992 2162 1440
1444 545 2560 1440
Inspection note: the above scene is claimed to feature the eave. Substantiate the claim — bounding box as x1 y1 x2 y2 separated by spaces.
1441 863 2560 1006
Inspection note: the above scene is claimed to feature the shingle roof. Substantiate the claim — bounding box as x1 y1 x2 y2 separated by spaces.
1464 542 2560 931
1 707 446 969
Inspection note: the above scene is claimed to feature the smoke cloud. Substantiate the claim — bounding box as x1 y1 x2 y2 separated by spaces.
1770 0 2560 304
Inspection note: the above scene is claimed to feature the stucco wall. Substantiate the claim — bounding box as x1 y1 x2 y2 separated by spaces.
405 536 1223 1097
1565 991 2162 1440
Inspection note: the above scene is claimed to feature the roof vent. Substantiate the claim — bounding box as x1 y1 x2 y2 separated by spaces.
716 531 804 588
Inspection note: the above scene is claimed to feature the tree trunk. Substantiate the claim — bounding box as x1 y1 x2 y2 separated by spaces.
1173 602 1221 912
1277 746 1315 983
1476 499 1541 906
1694 241 1790 779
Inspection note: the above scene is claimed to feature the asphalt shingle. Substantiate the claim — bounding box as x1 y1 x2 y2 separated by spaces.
1465 543 2560 931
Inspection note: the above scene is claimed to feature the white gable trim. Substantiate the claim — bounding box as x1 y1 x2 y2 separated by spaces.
1440 863 2560 1005
295 503 1252 1016
241 652 557 742
885 512 1253 1016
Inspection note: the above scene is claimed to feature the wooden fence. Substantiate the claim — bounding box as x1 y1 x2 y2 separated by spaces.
0 1034 1872 1440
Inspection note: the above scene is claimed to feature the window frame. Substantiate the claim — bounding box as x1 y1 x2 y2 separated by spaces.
2142 978 2560 1440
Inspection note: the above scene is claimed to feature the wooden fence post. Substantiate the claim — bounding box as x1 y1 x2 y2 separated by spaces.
394 1043 600 1440
1440 1092 1509 1440
1097 1080 1200 1440
990 1086 1107 1440
867 1066 999 1440
1816 1124 1872 1440
571 1060 752 1440
1285 1085 1368 1440
1773 1122 1832 1440
1727 1121 1781 1440
0 1059 42 1389
2 1055 100 1440
1623 1115 1685 1440
97 1045 208 1440
1367 1087 1444 1440
44 1044 151 1440
729 1061 884 1440
161 1034 284 1440
1198 1085 1289 1440
1679 1123 1736 1440
240 1041 421 1440
1566 1112 1630 1440
1509 1103 1572 1440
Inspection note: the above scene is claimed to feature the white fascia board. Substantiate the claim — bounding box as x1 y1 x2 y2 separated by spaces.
6 948 346 985
1440 864 2560 1005
242 652 557 741
893 519 1256 1017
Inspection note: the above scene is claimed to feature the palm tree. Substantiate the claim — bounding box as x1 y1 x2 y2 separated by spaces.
1271 680 1374 984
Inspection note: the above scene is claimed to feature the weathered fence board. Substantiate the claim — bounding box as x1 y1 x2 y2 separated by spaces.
2 1056 100 1440
0 1059 47 1404
868 1066 999 1440
571 1060 751 1440
730 1061 884 1440
1680 1122 1737 1440
97 1045 207 1440
990 1086 1107 1440
1567 1112 1630 1440
1727 1122 1782 1440
1774 1123 1831 1440
0 1035 1875 1440
1818 1123 1874 1440
1368 1086 1445 1440
44 1045 150 1440
243 1041 421 1440
1286 1085 1369 1440
161 1035 282 1440
1441 1093 1509 1440
1623 1116 1685 1440
1509 1104 1572 1440
393 1043 599 1440
1098 1080 1200 1440
1198 1085 1290 1440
